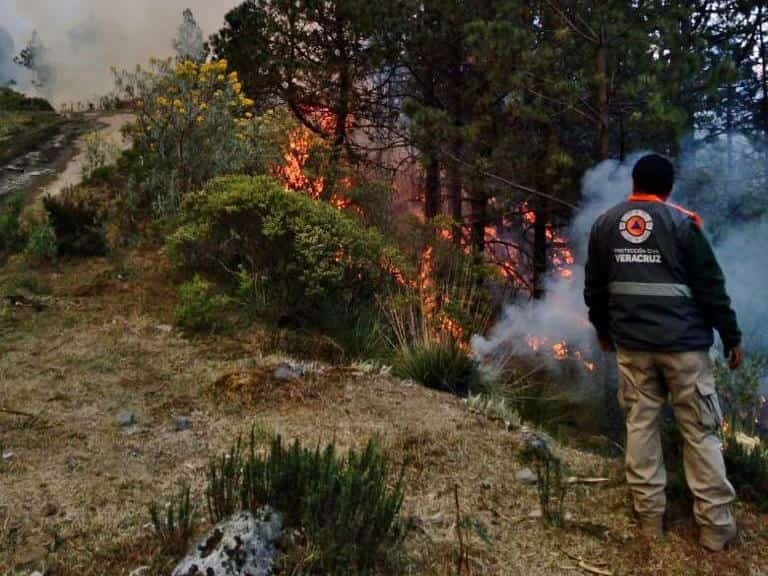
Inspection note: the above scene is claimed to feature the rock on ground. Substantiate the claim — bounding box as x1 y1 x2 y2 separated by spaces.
273 362 302 381
116 410 136 427
515 468 538 485
172 508 283 576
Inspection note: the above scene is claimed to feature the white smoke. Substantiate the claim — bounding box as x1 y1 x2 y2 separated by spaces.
0 1 239 105
473 139 768 389
173 9 205 63
0 26 19 85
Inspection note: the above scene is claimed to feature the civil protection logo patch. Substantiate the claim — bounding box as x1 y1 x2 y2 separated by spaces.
619 209 654 244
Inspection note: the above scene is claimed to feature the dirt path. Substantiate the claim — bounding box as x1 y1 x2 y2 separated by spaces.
41 113 133 198
0 251 766 575
0 113 132 202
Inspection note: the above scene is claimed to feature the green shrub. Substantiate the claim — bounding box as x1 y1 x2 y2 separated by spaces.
392 338 480 395
724 437 768 511
24 219 57 261
520 434 569 527
207 431 406 574
43 188 108 257
168 175 406 323
175 275 231 332
81 130 120 180
0 87 54 111
113 58 256 214
0 192 26 254
149 484 198 555
715 354 766 435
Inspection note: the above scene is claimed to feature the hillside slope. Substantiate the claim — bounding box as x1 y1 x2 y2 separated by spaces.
0 250 766 575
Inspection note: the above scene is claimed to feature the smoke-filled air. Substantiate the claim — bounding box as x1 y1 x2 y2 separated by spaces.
0 0 237 104
2 1 768 573
474 139 768 390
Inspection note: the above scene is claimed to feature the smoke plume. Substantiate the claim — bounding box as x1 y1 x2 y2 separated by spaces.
473 137 768 390
0 0 239 105
0 25 18 85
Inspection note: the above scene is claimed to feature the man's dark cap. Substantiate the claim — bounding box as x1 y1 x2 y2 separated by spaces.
632 154 675 197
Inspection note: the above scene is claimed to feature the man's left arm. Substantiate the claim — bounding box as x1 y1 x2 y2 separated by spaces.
683 222 742 361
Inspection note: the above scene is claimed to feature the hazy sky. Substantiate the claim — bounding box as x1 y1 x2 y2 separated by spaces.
0 0 240 103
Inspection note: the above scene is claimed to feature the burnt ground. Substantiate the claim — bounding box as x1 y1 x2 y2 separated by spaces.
0 249 766 576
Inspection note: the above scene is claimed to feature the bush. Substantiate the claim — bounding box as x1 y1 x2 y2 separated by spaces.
0 192 25 255
113 58 256 214
392 337 480 395
0 87 54 111
520 434 569 527
723 436 768 511
43 188 108 257
715 354 766 435
81 130 120 180
149 484 198 555
168 175 406 323
175 275 231 332
24 219 57 261
207 432 407 574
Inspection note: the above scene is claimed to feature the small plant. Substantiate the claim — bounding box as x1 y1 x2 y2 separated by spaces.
521 433 569 527
0 191 26 255
466 392 521 429
43 186 108 257
392 337 479 394
81 130 120 180
175 275 231 332
453 485 491 575
723 436 768 511
206 430 407 574
24 218 57 261
149 484 198 555
715 354 766 435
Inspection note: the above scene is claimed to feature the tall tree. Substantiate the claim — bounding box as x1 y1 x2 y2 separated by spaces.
174 8 206 63
210 0 399 198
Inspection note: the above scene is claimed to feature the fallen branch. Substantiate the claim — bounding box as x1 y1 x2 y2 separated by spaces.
0 407 36 418
561 549 613 576
577 561 613 576
566 477 611 485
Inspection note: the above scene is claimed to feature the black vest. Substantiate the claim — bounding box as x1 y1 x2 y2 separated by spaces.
593 198 714 351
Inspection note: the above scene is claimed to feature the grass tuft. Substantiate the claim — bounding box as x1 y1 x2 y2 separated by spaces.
206 430 407 574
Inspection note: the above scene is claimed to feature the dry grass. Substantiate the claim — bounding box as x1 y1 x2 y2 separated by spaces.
0 249 766 575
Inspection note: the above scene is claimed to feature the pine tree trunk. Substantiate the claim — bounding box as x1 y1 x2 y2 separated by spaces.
532 197 548 300
595 28 610 161
425 154 441 219
470 191 487 253
448 151 463 244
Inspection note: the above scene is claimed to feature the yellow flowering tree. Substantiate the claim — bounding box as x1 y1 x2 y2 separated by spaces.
113 58 256 213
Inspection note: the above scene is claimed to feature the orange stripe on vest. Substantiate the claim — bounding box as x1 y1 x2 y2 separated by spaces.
629 193 703 228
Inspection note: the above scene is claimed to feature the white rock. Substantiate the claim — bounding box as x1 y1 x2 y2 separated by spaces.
172 508 282 576
515 467 538 485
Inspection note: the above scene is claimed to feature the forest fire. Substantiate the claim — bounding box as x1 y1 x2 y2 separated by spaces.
273 105 352 209
526 335 596 371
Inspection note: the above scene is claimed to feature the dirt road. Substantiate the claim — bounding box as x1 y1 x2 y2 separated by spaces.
0 113 132 201
42 113 133 197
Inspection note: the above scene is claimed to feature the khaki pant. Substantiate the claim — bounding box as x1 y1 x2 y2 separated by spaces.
616 348 735 529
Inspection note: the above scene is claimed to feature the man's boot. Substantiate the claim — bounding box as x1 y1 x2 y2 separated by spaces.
700 523 738 552
638 515 664 540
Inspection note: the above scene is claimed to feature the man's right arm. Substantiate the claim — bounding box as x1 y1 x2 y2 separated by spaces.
584 219 612 344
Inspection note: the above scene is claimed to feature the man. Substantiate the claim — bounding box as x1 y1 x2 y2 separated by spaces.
584 154 743 552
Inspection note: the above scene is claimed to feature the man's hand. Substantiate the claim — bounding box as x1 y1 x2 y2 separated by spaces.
727 345 743 371
599 336 616 352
